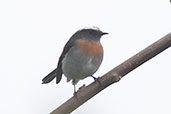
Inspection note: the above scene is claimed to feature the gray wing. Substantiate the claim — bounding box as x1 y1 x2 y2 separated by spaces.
42 38 75 84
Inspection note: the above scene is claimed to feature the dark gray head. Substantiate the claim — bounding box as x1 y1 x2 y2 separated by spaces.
71 28 108 40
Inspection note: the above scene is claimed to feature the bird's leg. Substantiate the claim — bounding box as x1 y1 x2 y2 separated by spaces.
74 84 76 94
91 75 102 86
91 75 97 80
72 80 79 99
73 84 79 100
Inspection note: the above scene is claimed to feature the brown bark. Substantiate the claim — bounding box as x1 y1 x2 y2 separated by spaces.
50 32 171 114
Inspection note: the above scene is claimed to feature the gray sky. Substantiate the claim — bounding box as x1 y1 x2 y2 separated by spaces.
0 0 171 114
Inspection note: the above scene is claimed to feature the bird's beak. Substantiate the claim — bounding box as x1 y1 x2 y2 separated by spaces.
101 32 109 35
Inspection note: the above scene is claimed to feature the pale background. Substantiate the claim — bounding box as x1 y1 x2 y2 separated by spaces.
0 0 171 114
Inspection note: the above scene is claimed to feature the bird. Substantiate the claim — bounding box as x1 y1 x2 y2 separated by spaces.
42 27 108 94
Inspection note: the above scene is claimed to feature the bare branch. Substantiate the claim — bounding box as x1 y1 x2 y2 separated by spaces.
50 32 171 114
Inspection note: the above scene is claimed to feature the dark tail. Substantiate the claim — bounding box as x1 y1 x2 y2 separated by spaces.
42 68 57 84
42 68 62 84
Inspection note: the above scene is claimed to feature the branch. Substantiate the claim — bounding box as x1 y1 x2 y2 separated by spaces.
50 32 171 114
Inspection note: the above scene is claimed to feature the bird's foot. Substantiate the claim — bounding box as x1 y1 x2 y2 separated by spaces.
91 75 102 86
73 85 79 100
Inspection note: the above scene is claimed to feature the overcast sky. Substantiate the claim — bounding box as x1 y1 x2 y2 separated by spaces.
0 0 171 114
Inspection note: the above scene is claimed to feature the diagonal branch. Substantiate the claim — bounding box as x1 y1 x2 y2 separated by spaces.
50 32 171 114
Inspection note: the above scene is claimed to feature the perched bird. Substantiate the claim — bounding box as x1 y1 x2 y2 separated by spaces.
42 27 108 93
